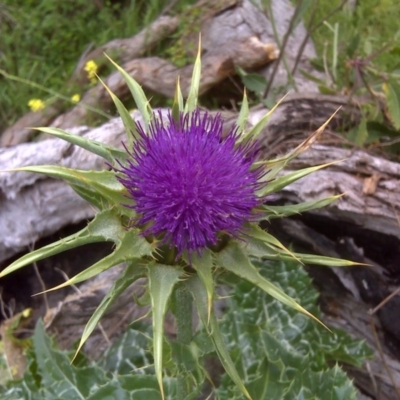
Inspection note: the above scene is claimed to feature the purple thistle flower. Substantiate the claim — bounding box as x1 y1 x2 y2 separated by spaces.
117 109 264 255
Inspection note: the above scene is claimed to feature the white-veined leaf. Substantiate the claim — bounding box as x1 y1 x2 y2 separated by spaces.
187 275 252 400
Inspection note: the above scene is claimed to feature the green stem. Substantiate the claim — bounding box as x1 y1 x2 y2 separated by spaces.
175 283 193 399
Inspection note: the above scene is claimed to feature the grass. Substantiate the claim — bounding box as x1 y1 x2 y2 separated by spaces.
0 0 174 132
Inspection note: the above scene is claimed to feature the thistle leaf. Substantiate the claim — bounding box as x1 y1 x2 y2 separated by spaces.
97 75 140 145
190 249 214 323
0 209 123 278
14 166 128 209
148 264 182 399
33 321 95 399
253 109 341 175
69 183 108 210
259 161 342 196
261 195 342 220
37 229 152 293
73 260 145 359
172 76 184 123
34 127 127 163
187 275 252 400
246 224 302 264
238 94 288 144
185 38 202 113
244 237 361 267
105 54 152 130
217 259 369 398
236 89 249 135
216 242 327 328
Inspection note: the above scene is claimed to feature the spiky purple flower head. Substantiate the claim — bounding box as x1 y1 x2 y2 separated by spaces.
117 109 264 255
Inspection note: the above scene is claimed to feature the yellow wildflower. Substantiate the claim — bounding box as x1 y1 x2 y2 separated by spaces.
84 60 98 84
71 94 80 103
28 99 45 112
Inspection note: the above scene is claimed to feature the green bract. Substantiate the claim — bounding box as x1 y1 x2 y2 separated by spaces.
1 46 359 400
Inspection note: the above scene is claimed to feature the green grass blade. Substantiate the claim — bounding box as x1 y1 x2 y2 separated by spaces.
73 260 145 359
105 54 152 130
187 275 252 400
383 79 400 130
185 38 202 113
216 242 328 329
148 264 182 399
34 127 127 163
0 209 123 278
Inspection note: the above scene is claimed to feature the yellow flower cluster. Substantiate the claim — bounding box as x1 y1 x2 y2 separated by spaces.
71 94 80 103
28 98 45 112
84 60 98 85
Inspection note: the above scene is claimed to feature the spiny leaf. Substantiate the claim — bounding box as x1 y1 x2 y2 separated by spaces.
73 260 146 360
187 275 252 400
0 209 123 278
148 264 182 399
244 237 361 267
259 160 342 196
253 109 341 175
185 37 202 113
13 166 128 209
261 195 342 220
172 76 184 124
37 229 152 293
105 54 152 130
236 89 249 135
34 127 127 163
216 242 328 329
218 259 368 398
246 224 302 264
238 94 288 144
97 75 140 145
190 249 214 323
69 183 107 210
33 321 90 399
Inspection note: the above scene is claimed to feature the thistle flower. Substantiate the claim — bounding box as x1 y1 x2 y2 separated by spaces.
117 110 264 255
